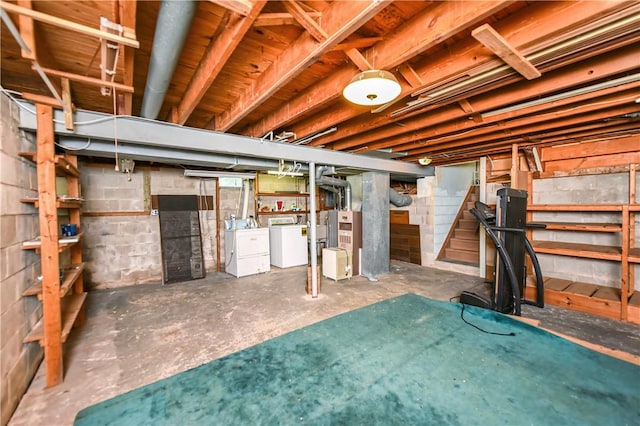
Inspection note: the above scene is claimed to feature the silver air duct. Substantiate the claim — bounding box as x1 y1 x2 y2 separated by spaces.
316 166 352 210
141 0 198 119
389 188 412 207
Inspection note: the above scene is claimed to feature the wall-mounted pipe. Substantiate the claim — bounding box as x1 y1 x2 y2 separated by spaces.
141 0 198 119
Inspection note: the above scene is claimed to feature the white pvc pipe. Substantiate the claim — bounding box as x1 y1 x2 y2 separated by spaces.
241 179 250 219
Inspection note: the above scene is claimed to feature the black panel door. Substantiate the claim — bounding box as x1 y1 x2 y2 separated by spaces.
158 195 205 284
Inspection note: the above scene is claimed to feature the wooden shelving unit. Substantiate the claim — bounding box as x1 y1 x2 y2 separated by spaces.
19 104 86 387
526 165 639 324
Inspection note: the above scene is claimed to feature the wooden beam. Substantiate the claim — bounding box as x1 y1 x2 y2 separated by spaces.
21 92 62 108
344 48 371 72
333 37 383 51
296 0 627 147
35 103 64 387
32 66 134 93
283 0 326 42
208 0 252 16
472 23 541 80
16 0 35 59
175 1 267 125
326 44 640 152
216 0 389 132
118 0 137 115
253 12 322 27
244 0 510 138
61 78 73 130
397 64 424 89
0 0 139 48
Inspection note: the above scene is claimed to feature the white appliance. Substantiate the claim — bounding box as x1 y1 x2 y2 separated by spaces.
268 217 308 268
224 228 270 277
322 247 351 281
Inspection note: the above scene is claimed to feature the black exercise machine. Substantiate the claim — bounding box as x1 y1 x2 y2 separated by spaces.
461 188 545 315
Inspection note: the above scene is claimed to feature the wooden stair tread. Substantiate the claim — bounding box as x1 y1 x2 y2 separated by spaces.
23 293 87 344
532 240 621 260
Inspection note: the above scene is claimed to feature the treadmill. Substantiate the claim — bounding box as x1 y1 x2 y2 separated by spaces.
461 188 545 315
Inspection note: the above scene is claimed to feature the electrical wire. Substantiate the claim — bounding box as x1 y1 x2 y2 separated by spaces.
449 296 516 337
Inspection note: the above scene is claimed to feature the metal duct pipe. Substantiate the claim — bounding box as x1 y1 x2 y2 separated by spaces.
389 188 412 207
316 165 352 210
141 0 198 119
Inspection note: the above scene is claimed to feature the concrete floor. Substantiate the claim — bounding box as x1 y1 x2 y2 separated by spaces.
9 261 640 426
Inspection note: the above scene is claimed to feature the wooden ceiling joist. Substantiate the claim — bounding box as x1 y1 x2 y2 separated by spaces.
174 0 267 126
208 0 252 17
33 66 134 93
472 23 541 80
344 48 371 72
253 12 322 27
215 0 389 132
0 0 139 48
244 0 511 139
282 0 326 42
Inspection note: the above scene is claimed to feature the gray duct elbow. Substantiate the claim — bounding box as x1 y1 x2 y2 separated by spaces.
389 188 412 207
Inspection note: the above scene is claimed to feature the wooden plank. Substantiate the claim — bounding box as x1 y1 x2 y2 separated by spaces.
389 210 409 224
175 1 267 125
0 1 139 48
344 48 371 72
208 0 252 16
283 0 327 42
528 204 622 212
21 92 62 108
23 293 87 344
540 137 640 162
544 277 573 292
471 24 540 80
35 103 63 387
545 152 640 172
59 263 85 297
17 0 36 59
60 78 73 130
34 66 135 93
532 240 622 261
540 222 622 232
543 287 621 320
254 12 323 27
564 282 598 297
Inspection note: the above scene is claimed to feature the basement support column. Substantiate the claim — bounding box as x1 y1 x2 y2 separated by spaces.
309 162 318 298
361 172 390 279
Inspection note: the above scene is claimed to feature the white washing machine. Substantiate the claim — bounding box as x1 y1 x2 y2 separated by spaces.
268 217 308 268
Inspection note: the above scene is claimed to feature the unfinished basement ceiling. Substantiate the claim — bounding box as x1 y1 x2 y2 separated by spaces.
1 0 639 167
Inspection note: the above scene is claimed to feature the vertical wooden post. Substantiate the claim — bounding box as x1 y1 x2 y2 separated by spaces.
629 164 636 295
621 204 629 321
36 104 63 387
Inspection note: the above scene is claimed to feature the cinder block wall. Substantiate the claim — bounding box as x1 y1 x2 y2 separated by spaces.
532 173 639 288
0 94 43 425
80 166 254 289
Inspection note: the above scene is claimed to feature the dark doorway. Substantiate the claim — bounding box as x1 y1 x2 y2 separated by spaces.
157 195 205 284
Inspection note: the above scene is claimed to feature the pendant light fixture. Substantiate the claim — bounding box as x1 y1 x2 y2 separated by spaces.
342 69 402 106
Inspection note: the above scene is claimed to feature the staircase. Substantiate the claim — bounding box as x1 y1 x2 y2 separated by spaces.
437 185 480 266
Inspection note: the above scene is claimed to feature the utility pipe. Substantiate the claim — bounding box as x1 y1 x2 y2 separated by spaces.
389 188 412 207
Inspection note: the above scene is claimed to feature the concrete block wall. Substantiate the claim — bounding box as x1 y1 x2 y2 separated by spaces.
80 166 237 288
0 94 44 425
532 173 638 289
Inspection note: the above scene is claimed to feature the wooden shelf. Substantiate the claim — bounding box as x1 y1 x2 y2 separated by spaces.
525 277 639 324
539 222 622 232
22 233 83 252
21 197 83 209
528 204 623 212
532 240 622 261
257 210 309 215
23 293 88 344
629 247 640 263
19 151 80 177
24 263 86 299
